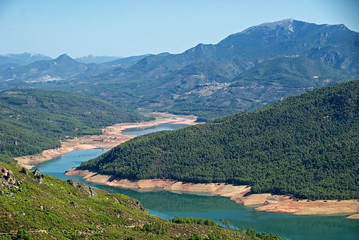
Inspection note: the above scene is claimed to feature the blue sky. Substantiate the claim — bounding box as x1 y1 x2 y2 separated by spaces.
0 0 358 58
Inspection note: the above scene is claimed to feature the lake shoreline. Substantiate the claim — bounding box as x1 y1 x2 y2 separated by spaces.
16 111 359 219
65 168 359 218
15 112 198 169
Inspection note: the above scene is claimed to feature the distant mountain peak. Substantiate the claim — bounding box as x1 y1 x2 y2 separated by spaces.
259 18 295 27
56 54 73 60
241 19 298 34
57 53 69 58
240 19 352 35
0 53 52 65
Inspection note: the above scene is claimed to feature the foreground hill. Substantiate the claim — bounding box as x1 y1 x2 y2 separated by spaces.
0 162 284 239
0 89 153 162
78 80 359 200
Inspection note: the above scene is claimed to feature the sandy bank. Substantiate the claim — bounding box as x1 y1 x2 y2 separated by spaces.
65 168 359 217
65 168 251 197
346 214 359 219
255 198 359 216
16 112 198 169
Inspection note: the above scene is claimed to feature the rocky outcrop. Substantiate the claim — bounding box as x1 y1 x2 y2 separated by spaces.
67 179 97 197
0 165 21 195
128 199 147 212
1 166 16 184
32 168 44 184
20 167 29 176
114 209 125 218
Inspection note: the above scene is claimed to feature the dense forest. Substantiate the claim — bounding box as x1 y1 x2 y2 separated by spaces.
0 162 285 239
0 89 153 162
79 80 359 200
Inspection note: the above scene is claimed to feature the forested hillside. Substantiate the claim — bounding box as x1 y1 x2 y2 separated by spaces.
0 89 153 162
79 80 359 200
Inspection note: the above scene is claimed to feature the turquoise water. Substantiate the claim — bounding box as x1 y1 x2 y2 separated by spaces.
122 123 189 136
33 124 359 240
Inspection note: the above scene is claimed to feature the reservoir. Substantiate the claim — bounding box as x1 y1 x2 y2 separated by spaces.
122 123 189 136
34 124 359 240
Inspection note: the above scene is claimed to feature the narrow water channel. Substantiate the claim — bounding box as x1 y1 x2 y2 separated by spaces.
34 124 359 240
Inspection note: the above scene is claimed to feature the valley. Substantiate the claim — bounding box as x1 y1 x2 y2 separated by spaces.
1 18 359 239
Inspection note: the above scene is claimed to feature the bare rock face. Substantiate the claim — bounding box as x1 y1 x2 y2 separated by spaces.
67 179 97 197
6 170 16 184
20 167 29 176
33 168 41 178
32 168 44 184
127 199 147 212
134 200 146 212
0 166 16 184
0 166 9 178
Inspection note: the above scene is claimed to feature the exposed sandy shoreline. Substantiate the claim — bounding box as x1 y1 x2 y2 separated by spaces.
15 112 198 169
65 168 251 199
65 168 359 218
346 214 359 219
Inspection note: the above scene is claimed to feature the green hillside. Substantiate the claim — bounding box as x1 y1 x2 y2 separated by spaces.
79 80 359 200
0 162 284 239
0 89 153 162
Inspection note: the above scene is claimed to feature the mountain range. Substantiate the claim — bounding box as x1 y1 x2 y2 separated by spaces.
0 53 153 84
0 53 52 65
0 53 129 65
0 19 358 120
